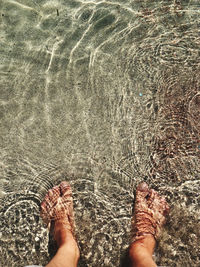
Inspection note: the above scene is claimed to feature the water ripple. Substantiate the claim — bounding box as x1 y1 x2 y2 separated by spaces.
0 0 199 266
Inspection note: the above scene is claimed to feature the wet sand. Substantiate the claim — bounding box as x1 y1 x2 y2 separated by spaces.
0 0 199 266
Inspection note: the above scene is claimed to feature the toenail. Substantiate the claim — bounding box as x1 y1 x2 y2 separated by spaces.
49 189 54 196
138 182 149 192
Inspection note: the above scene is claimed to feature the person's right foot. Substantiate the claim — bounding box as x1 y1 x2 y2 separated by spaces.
132 182 170 242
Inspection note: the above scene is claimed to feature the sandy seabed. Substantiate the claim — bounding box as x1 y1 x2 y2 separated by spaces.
0 0 199 266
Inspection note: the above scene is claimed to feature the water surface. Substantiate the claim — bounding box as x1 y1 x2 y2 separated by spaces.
0 0 199 266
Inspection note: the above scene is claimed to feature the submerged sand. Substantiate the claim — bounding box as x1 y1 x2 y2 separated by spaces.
0 0 199 266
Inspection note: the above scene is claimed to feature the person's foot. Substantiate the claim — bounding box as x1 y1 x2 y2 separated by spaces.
129 183 169 267
40 181 80 259
132 182 170 242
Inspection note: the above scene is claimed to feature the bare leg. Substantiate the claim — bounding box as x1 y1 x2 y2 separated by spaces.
40 182 80 267
129 235 156 267
129 182 169 267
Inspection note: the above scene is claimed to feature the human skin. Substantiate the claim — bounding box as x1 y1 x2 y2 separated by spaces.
129 182 169 267
40 181 169 267
46 221 79 267
40 182 80 267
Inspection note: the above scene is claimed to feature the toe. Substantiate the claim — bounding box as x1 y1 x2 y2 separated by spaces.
48 189 54 198
68 200 75 221
149 189 157 197
60 181 72 197
148 191 170 217
45 186 60 209
40 200 47 213
52 185 60 198
147 190 164 210
158 196 169 213
137 182 149 192
48 185 60 198
43 194 51 207
136 182 149 199
163 201 170 215
147 189 157 203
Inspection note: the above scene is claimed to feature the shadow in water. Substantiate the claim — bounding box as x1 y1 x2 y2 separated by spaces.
120 248 132 267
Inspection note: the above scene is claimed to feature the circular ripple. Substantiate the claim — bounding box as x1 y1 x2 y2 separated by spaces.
188 93 200 131
0 196 48 267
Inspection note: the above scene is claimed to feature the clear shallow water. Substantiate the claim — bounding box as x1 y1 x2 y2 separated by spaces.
0 0 199 266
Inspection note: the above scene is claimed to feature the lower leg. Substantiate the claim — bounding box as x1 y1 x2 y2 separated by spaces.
129 235 156 267
46 221 80 267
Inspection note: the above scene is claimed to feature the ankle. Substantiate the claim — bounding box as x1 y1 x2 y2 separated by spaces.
59 242 80 263
130 234 156 258
54 228 72 246
54 222 80 259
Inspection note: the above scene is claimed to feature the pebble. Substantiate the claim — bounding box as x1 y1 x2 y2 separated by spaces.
35 236 40 242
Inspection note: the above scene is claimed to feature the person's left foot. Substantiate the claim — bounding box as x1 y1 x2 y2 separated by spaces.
40 181 80 258
40 181 74 230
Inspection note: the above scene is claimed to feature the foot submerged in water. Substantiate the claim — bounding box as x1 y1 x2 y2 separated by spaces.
40 181 80 257
132 182 170 242
40 181 75 231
